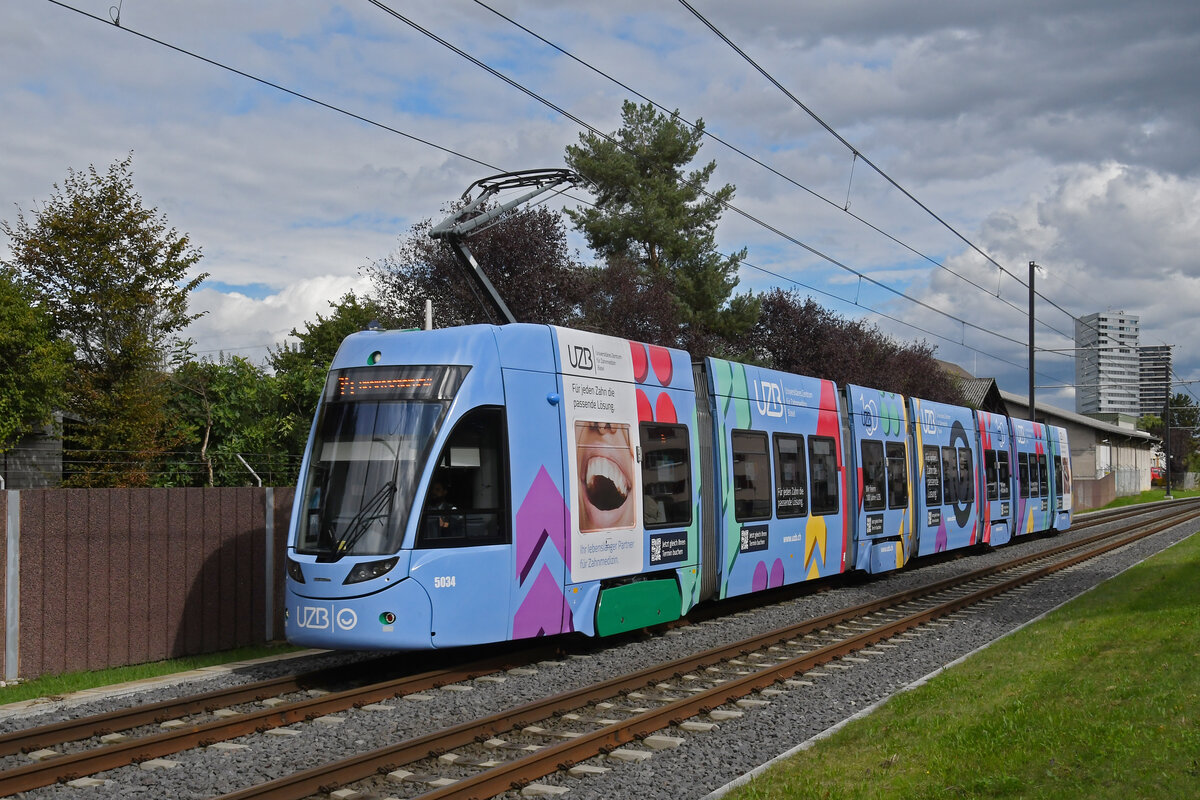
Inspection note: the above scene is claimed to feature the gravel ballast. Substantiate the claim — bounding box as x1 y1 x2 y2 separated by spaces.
4 510 1196 800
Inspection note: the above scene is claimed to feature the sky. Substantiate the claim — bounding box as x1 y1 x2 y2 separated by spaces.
3 0 1199 414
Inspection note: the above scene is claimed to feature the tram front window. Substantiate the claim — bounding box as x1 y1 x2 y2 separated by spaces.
295 365 466 560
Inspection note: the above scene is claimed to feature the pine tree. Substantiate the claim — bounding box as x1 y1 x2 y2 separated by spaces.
565 101 758 354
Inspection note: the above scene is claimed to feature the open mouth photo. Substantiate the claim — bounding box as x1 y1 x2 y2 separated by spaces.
575 420 636 531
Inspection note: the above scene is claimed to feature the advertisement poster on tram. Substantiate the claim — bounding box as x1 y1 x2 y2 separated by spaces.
557 328 644 582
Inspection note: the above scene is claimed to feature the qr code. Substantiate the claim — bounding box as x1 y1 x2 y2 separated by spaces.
650 537 662 562
740 530 749 549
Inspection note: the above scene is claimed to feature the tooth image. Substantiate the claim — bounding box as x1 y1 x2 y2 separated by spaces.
585 457 629 510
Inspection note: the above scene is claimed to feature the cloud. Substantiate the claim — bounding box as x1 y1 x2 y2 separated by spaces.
187 273 373 360
3 0 1199 413
892 161 1200 407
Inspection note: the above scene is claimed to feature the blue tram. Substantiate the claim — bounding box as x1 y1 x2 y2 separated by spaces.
284 324 1072 650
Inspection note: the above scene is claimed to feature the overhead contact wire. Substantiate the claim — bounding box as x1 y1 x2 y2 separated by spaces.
44 0 1074 382
675 0 1095 338
470 0 1080 343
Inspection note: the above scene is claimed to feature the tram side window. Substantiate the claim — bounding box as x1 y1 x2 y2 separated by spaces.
809 436 840 515
957 447 974 504
941 447 959 505
641 423 692 529
985 450 999 501
996 451 1012 500
417 407 508 548
1037 454 1049 497
923 445 942 506
773 434 808 518
860 440 886 511
1018 453 1031 498
732 430 772 521
886 442 908 509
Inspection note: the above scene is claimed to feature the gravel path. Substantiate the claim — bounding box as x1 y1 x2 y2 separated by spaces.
5 510 1196 800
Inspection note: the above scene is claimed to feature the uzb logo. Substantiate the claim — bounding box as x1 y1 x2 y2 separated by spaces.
296 605 357 631
754 380 785 418
568 345 594 371
861 396 879 436
922 408 938 436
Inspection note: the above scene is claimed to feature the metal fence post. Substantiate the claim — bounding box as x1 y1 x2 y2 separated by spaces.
5 492 20 681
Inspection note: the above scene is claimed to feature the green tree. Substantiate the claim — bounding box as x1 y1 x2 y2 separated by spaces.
2 154 207 485
574 255 682 346
1143 394 1200 477
0 268 72 452
565 100 758 355
167 355 292 486
748 289 964 405
1136 414 1163 434
268 291 385 466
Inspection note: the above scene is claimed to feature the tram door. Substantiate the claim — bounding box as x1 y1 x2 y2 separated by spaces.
503 368 570 640
414 403 513 649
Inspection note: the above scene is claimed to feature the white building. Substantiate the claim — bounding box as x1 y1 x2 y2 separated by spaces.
1075 311 1141 415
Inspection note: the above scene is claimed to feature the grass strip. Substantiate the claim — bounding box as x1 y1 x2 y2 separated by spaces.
727 530 1200 800
0 643 301 706
1099 487 1200 509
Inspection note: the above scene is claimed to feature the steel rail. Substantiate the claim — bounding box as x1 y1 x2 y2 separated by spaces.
416 503 1200 799
6 499 1192 794
1072 499 1196 528
0 668 331 759
212 502 1200 800
0 647 560 795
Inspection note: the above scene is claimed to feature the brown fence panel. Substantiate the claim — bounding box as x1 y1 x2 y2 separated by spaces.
14 487 290 681
272 487 295 639
125 489 150 666
146 487 171 662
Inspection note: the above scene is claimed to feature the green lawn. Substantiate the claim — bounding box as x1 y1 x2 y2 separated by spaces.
726 530 1200 800
1098 486 1200 509
0 643 301 706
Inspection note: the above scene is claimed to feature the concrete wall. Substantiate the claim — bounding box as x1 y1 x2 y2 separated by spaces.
1073 474 1116 511
1 432 63 489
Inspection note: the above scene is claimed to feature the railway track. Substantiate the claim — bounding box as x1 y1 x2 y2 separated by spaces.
3 499 1196 798
214 499 1200 800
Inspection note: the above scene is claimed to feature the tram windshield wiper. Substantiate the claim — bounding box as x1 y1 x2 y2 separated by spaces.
324 480 396 561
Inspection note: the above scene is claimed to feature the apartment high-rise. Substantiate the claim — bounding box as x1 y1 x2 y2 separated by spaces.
1138 344 1172 417
1075 311 1141 415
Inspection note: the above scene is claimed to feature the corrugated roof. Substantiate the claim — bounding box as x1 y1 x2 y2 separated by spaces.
957 378 995 409
998 390 1158 442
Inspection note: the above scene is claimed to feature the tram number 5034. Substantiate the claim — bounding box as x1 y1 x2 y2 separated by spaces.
433 575 457 588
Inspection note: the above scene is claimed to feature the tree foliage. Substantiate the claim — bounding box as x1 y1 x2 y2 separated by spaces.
747 289 964 404
166 355 297 487
574 255 682 345
268 291 385 464
0 268 72 452
368 205 584 329
3 154 206 371
565 100 758 354
1 154 206 485
1140 393 1200 475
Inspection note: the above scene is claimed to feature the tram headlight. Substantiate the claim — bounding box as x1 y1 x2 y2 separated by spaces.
286 558 305 584
344 556 400 585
